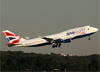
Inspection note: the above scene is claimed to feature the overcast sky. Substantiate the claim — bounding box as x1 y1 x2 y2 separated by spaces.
1 0 99 56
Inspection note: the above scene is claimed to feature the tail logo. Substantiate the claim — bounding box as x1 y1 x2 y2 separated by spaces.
2 30 21 47
8 37 21 47
2 30 25 47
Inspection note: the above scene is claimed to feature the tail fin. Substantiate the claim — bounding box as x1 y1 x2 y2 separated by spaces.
2 30 25 47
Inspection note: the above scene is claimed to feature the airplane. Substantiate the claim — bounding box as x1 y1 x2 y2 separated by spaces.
2 25 98 48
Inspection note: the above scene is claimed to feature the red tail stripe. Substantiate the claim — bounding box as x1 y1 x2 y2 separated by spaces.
5 32 18 36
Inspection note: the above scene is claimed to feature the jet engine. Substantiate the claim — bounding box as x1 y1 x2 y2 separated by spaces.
63 39 71 43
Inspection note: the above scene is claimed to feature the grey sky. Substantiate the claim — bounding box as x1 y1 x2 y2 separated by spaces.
1 0 99 56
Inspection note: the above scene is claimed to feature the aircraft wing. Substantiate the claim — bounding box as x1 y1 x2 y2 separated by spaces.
39 36 54 43
39 36 63 43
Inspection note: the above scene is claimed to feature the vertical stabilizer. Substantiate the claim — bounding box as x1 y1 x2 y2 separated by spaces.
2 30 25 47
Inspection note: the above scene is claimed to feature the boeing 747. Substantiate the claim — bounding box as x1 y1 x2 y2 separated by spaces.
2 25 98 48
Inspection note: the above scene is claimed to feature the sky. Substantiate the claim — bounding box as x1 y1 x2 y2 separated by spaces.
0 0 99 56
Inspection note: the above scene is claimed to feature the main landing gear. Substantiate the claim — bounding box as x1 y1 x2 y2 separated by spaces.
52 43 61 48
88 36 91 40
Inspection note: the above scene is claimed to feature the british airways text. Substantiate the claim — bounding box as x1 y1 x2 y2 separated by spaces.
66 28 85 35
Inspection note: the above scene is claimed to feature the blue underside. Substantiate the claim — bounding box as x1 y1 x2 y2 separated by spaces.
28 33 95 47
64 39 71 43
72 33 95 40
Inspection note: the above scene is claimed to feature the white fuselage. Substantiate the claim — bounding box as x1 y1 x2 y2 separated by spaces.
14 25 98 47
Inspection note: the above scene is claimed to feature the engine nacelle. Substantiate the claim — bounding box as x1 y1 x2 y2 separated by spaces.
63 39 71 43
54 39 62 43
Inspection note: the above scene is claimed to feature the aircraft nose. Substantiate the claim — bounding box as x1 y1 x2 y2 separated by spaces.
94 28 98 32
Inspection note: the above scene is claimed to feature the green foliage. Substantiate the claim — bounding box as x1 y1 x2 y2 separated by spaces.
0 51 99 71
